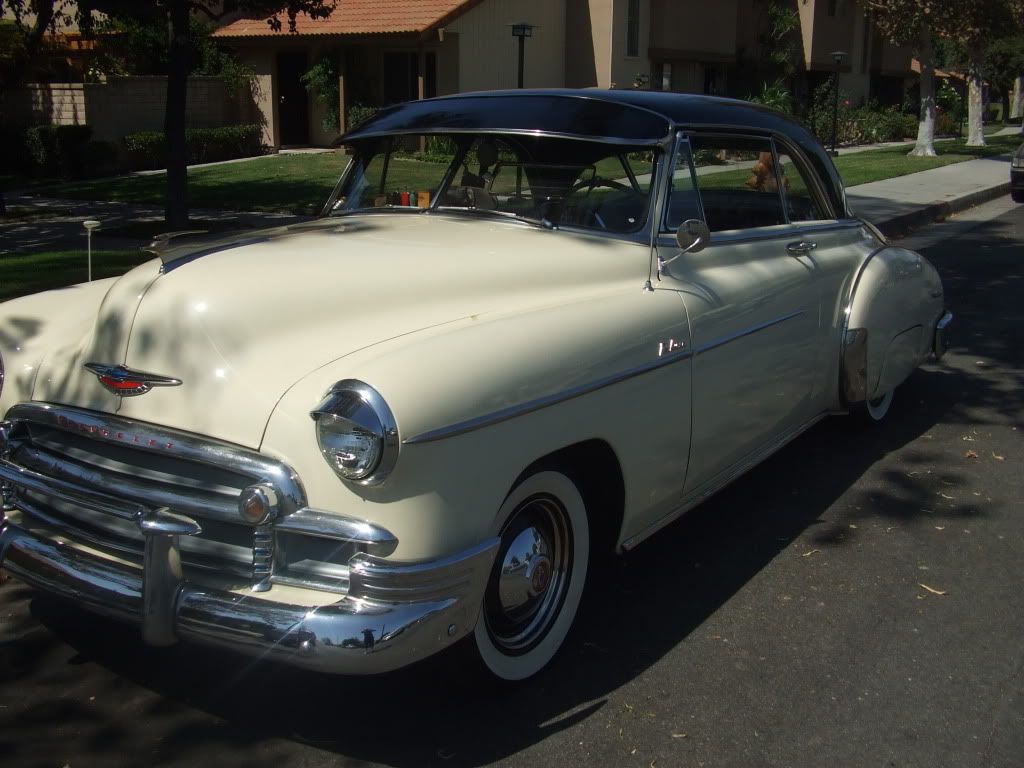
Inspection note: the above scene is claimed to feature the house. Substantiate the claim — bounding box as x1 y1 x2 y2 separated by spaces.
216 0 916 149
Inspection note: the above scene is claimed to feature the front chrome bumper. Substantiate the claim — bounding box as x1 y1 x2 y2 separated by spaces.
0 520 498 674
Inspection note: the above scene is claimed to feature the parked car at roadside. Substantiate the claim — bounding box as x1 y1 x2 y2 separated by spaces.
0 89 952 681
1012 142 1024 202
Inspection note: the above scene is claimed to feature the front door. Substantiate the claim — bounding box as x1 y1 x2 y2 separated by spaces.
277 51 309 146
656 133 821 495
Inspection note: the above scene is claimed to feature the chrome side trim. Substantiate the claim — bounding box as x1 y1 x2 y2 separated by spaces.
404 311 803 445
695 310 804 356
403 350 693 445
5 403 305 516
276 507 398 557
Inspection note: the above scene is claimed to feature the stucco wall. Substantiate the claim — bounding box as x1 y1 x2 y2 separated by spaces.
7 77 246 143
608 0 651 89
649 0 737 63
447 0 566 91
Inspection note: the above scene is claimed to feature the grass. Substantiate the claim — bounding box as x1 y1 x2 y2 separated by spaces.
24 133 1021 215
0 249 152 302
833 134 1019 187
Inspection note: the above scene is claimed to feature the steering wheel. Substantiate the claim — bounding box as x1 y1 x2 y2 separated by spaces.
567 176 629 229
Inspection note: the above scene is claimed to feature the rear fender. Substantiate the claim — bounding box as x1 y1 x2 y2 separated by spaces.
841 246 944 404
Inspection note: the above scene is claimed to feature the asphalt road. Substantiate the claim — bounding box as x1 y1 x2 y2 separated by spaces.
2 199 1023 768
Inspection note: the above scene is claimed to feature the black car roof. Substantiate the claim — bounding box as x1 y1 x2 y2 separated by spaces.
340 89 848 216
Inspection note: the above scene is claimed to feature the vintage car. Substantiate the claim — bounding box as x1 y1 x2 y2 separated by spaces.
0 90 952 681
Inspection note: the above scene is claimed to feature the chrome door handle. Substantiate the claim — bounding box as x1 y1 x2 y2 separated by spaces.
786 240 817 256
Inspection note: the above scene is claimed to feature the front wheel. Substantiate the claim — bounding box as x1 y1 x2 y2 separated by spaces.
1012 188 1024 203
473 470 590 681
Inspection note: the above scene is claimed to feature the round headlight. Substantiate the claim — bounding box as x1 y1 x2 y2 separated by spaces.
310 380 399 485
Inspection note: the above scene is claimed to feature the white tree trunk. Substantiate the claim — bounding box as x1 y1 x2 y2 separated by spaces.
1012 76 1024 120
966 49 986 146
910 27 937 157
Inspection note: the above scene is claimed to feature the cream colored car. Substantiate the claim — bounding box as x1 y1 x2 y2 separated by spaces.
0 90 951 680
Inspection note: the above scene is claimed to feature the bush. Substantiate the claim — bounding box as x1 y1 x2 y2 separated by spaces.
748 79 793 115
123 130 165 169
936 111 959 137
346 103 379 131
80 140 121 177
122 124 263 170
23 125 94 177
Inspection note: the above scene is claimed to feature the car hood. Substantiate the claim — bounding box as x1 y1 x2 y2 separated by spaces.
33 214 647 448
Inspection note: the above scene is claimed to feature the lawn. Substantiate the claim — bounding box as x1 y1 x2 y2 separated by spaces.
28 134 1020 216
0 249 152 301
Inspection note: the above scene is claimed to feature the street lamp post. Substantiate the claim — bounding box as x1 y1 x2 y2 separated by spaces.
83 219 101 282
831 51 847 157
511 22 534 89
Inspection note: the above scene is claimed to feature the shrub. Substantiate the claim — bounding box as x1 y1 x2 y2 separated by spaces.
80 140 121 177
346 103 379 131
122 124 263 170
748 79 793 115
123 130 166 169
22 125 94 177
936 111 959 137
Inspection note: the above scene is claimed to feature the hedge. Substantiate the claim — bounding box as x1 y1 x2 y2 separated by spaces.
123 124 264 170
0 124 105 178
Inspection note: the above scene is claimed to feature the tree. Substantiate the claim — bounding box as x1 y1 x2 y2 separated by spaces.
937 14 1024 145
863 1 960 156
0 1 337 227
867 0 1024 152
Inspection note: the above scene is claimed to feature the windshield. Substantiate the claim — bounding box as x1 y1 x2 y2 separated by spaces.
328 134 658 234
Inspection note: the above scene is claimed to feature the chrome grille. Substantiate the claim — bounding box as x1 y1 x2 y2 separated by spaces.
0 402 306 590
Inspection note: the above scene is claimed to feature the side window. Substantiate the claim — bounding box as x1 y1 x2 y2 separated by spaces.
664 138 702 231
689 136 786 232
776 151 830 222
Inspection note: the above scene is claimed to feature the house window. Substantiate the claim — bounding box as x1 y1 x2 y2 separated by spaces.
627 0 640 58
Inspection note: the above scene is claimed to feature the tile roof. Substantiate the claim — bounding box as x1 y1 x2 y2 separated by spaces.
213 0 478 37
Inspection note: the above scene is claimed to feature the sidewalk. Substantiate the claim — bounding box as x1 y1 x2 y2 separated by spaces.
846 154 1013 236
1 141 1017 255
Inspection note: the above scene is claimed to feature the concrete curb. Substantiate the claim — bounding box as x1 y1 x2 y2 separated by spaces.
876 181 1012 238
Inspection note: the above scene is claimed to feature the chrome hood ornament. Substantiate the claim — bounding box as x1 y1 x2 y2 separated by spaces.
84 363 182 397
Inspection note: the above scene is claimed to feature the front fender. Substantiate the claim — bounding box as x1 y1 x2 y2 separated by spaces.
843 246 944 403
261 287 692 561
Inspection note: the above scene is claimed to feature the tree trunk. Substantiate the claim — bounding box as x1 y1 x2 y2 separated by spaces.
910 26 937 157
164 0 190 228
965 48 986 147
1012 75 1024 129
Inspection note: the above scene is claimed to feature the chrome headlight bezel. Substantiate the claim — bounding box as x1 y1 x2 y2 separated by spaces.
310 380 399 486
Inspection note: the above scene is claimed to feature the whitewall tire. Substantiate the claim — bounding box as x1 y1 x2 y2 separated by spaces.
473 470 590 681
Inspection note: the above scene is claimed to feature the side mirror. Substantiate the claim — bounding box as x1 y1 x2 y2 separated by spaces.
660 219 710 275
675 218 710 253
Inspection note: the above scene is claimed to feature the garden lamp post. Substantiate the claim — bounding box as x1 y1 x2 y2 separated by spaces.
83 220 100 282
831 51 847 156
511 22 534 89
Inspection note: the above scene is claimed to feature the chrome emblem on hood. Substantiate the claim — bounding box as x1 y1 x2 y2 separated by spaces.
84 363 182 397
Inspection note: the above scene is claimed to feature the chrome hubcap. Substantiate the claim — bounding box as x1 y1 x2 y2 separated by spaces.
485 494 572 655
